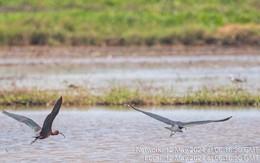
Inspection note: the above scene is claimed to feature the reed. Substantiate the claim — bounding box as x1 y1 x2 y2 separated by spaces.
0 87 259 107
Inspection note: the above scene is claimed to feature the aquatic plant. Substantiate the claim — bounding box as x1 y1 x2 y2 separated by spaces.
0 87 259 107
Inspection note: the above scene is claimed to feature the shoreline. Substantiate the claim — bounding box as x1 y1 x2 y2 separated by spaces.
1 45 260 58
1 46 259 107
0 87 259 107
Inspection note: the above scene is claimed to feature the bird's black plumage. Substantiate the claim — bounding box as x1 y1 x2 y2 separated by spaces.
38 96 62 138
2 96 63 144
2 111 41 132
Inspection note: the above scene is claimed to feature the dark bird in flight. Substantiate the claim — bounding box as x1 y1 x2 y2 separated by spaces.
128 104 232 137
2 96 65 144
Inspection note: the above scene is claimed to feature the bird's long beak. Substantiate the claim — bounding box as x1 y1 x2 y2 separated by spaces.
60 132 65 138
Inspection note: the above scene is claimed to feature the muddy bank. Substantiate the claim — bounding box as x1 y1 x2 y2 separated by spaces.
0 46 259 106
0 45 260 58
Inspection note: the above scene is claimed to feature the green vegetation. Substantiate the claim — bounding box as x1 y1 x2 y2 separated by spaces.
0 0 259 46
0 87 259 107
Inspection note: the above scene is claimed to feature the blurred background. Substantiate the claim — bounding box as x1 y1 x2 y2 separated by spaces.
0 1 260 162
0 0 259 105
0 0 259 46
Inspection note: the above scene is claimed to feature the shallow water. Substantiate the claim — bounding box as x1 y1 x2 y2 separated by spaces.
0 54 260 94
0 107 259 162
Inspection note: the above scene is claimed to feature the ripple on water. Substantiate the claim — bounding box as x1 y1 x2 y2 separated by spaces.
0 107 259 162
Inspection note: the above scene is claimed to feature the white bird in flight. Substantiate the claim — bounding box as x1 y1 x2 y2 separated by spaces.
128 104 232 137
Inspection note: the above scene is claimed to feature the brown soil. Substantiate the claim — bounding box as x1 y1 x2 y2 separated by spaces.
0 45 259 59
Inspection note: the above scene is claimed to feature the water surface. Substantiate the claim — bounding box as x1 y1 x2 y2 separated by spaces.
1 54 259 94
1 107 259 162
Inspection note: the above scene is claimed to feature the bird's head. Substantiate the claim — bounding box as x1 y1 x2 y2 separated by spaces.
52 130 65 138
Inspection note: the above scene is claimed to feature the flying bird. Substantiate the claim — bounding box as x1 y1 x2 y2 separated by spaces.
128 104 232 137
2 96 65 144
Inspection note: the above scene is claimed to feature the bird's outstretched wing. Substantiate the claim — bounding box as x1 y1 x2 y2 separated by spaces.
128 104 175 125
178 116 232 127
2 110 41 132
40 97 62 135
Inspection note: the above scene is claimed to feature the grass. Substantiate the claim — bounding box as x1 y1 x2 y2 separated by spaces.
0 0 259 46
0 87 259 107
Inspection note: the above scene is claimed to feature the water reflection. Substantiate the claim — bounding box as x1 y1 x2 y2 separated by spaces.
0 106 259 162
